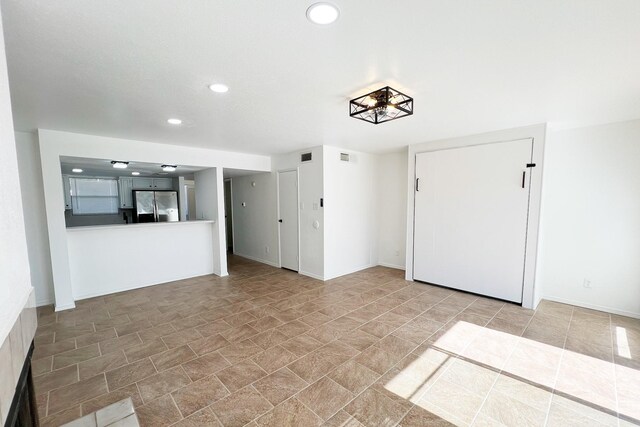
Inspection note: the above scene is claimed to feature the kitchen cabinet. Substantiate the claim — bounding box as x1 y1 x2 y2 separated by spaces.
118 177 134 209
153 178 174 190
62 174 72 210
132 177 173 190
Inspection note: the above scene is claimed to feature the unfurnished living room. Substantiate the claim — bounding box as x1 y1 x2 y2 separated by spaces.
0 1 639 426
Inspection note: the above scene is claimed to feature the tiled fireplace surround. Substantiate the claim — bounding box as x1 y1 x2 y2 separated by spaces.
0 289 38 425
22 256 640 426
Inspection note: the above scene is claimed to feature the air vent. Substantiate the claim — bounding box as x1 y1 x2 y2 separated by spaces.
301 152 312 162
340 153 350 162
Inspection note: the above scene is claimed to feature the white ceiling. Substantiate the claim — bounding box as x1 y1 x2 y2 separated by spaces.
2 1 640 155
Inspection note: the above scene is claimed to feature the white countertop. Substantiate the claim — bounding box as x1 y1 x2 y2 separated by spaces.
66 220 215 232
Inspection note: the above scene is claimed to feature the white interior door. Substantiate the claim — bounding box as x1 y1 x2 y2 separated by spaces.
413 139 533 303
278 170 299 271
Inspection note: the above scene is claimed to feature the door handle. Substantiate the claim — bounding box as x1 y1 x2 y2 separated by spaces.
415 178 420 192
522 171 526 189
278 219 283 223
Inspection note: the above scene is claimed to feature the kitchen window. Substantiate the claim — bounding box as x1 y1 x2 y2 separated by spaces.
69 177 119 215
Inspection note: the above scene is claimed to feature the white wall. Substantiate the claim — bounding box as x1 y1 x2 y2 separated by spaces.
37 129 270 310
376 149 408 270
406 124 546 309
323 146 377 280
0 8 37 424
232 146 325 278
194 167 227 276
231 172 280 267
538 119 640 317
14 131 54 306
0 9 33 346
67 222 214 300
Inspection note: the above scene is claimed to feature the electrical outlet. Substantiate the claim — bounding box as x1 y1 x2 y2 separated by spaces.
583 279 592 289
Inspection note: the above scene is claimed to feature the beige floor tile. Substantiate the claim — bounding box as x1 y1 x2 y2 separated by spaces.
33 257 637 427
399 405 456 427
171 407 221 427
52 344 101 370
439 359 498 397
253 367 308 406
124 339 168 363
187 333 230 356
479 388 546 426
210 386 273 427
419 378 484 425
256 398 322 427
81 384 142 415
106 358 157 390
181 351 230 381
328 359 379 394
136 366 191 403
546 401 616 427
502 339 562 389
344 388 409 427
490 374 551 412
160 328 202 349
34 364 79 395
216 359 267 392
48 374 109 415
171 374 229 417
135 394 182 427
150 345 197 372
555 350 617 411
296 376 353 420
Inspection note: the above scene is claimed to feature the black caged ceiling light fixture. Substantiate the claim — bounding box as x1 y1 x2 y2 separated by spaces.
349 86 413 124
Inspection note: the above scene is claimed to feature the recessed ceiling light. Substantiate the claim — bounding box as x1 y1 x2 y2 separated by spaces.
111 161 129 169
72 168 83 173
131 172 140 176
161 164 177 172
208 83 229 93
306 2 339 25
167 118 182 125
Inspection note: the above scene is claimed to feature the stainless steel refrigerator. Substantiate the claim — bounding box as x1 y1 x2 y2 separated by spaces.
133 191 179 223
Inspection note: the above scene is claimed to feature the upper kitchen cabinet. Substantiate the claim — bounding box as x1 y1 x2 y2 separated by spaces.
118 177 134 208
132 177 173 190
62 174 72 210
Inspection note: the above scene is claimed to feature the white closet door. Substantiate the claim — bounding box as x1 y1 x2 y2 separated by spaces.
278 170 299 271
413 139 533 303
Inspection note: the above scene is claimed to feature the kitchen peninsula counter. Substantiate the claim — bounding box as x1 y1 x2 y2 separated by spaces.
66 220 216 300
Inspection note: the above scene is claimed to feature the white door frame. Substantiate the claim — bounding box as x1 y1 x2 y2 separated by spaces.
277 168 301 271
405 124 546 309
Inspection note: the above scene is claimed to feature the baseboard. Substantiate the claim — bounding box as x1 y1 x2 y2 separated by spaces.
54 303 76 312
324 264 377 281
233 252 280 268
543 295 640 319
299 270 325 281
377 262 406 270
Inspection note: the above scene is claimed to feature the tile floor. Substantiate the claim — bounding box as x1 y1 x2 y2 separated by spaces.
32 256 640 426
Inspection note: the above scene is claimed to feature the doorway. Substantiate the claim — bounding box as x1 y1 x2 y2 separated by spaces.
223 179 233 253
278 170 299 272
413 138 534 303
